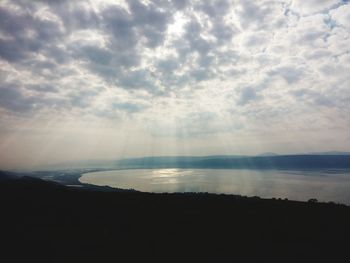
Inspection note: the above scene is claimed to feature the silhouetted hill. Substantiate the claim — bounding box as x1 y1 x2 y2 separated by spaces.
0 175 66 192
0 170 19 180
1 176 349 262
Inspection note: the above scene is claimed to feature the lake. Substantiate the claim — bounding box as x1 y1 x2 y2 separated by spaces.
79 168 350 204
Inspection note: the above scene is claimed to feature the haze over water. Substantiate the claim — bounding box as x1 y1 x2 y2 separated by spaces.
80 169 350 205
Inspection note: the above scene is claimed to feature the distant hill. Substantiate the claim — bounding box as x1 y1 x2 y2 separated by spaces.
39 152 350 170
257 152 279 157
115 155 350 170
39 155 247 170
306 151 350 156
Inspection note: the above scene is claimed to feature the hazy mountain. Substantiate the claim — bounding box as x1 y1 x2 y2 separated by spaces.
306 151 350 156
37 152 350 171
121 155 350 169
39 155 247 170
257 152 279 157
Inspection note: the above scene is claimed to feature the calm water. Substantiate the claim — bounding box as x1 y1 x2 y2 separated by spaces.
80 169 350 204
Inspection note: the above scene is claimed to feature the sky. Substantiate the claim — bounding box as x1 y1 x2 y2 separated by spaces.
0 0 350 169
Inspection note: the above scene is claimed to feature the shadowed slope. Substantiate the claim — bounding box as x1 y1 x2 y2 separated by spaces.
1 177 349 262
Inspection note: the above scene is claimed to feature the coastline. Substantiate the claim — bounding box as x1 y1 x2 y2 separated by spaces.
14 167 350 205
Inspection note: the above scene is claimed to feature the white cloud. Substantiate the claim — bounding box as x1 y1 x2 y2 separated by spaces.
330 4 350 29
291 0 341 15
0 0 350 168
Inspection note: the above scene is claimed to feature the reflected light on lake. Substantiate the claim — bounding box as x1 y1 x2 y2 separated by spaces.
80 169 350 204
148 168 191 178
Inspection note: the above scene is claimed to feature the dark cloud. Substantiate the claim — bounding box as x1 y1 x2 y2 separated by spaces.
113 102 147 113
128 0 170 47
237 87 261 106
170 0 188 10
117 69 156 91
236 1 281 30
291 89 335 107
71 45 112 66
198 0 231 17
0 4 64 62
269 66 304 84
0 5 29 36
198 0 235 42
27 84 58 93
156 57 180 74
176 17 210 58
0 84 35 113
68 89 98 109
102 0 171 49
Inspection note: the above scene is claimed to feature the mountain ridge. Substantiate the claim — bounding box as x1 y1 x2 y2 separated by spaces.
24 152 350 170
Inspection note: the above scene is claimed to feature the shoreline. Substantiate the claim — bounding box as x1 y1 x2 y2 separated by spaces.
79 167 350 206
8 167 350 206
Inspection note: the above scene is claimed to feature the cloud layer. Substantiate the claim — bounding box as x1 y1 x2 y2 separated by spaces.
0 0 350 168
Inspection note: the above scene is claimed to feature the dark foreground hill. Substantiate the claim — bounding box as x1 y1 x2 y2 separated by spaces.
1 177 350 263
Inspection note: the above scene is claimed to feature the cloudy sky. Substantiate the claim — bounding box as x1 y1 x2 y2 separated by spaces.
0 0 350 169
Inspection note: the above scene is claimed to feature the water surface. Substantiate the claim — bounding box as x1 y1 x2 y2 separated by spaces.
80 169 350 204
